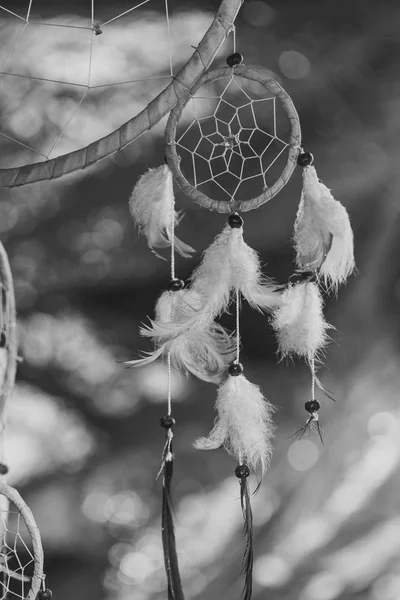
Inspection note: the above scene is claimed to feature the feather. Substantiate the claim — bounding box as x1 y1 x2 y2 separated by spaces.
294 166 355 290
140 289 207 341
190 225 282 327
271 281 330 362
194 374 276 475
228 229 282 311
190 226 233 322
129 164 195 258
161 445 185 600
127 285 236 382
126 321 235 383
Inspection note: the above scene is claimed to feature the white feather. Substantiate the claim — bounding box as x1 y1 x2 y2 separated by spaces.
190 225 282 327
140 289 212 341
194 373 276 475
229 228 282 311
294 166 355 289
126 323 235 383
190 226 233 322
271 281 330 361
129 164 195 258
127 288 235 382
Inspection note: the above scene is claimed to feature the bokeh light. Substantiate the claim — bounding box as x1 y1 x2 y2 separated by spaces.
287 439 320 471
253 553 291 588
279 50 311 80
242 1 276 27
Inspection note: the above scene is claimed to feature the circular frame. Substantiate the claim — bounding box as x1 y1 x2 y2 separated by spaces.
0 242 17 423
165 65 302 213
0 483 44 600
0 0 242 188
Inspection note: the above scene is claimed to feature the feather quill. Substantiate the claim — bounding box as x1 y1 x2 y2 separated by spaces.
294 166 355 290
194 374 275 476
129 164 194 258
160 435 185 600
271 281 330 362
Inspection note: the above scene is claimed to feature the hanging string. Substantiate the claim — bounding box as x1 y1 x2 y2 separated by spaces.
224 219 253 600
232 24 237 54
310 355 316 401
165 0 174 77
167 353 172 417
158 170 185 600
167 182 176 417
235 288 240 364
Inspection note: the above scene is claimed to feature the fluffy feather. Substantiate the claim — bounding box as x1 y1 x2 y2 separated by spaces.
190 226 233 322
194 374 276 475
129 164 194 258
126 288 235 382
126 324 235 383
190 225 282 327
294 166 355 290
140 289 214 341
271 281 330 361
228 228 282 311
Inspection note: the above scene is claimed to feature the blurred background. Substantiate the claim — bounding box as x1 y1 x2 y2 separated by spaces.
1 1 400 599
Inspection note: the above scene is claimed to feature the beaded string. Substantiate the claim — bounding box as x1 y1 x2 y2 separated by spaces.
167 194 175 419
0 281 9 479
235 288 240 364
310 355 316 402
159 180 179 462
226 220 252 600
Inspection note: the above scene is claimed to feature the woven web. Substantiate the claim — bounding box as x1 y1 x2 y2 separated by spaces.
175 73 292 203
0 503 35 599
0 0 174 168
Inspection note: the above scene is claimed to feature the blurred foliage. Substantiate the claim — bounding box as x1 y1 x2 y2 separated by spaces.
1 1 400 600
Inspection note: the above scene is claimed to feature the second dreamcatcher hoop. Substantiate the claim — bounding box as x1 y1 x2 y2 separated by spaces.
0 483 45 600
165 64 302 212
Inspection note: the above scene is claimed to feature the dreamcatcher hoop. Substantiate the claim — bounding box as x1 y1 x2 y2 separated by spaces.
0 242 17 425
0 0 243 189
165 65 302 213
0 483 44 600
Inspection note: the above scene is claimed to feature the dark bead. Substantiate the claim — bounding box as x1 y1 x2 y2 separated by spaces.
92 23 102 35
228 362 243 376
0 464 9 475
305 400 320 413
228 213 243 228
227 53 243 67
38 591 53 600
297 152 314 167
168 278 185 291
235 464 250 479
288 270 315 285
0 331 6 348
160 416 176 429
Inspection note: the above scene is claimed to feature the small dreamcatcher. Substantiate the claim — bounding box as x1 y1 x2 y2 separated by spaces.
127 52 355 599
0 483 46 600
0 245 52 600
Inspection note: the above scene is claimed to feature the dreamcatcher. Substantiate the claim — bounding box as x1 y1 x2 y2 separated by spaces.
126 58 355 597
0 1 355 598
0 246 52 600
